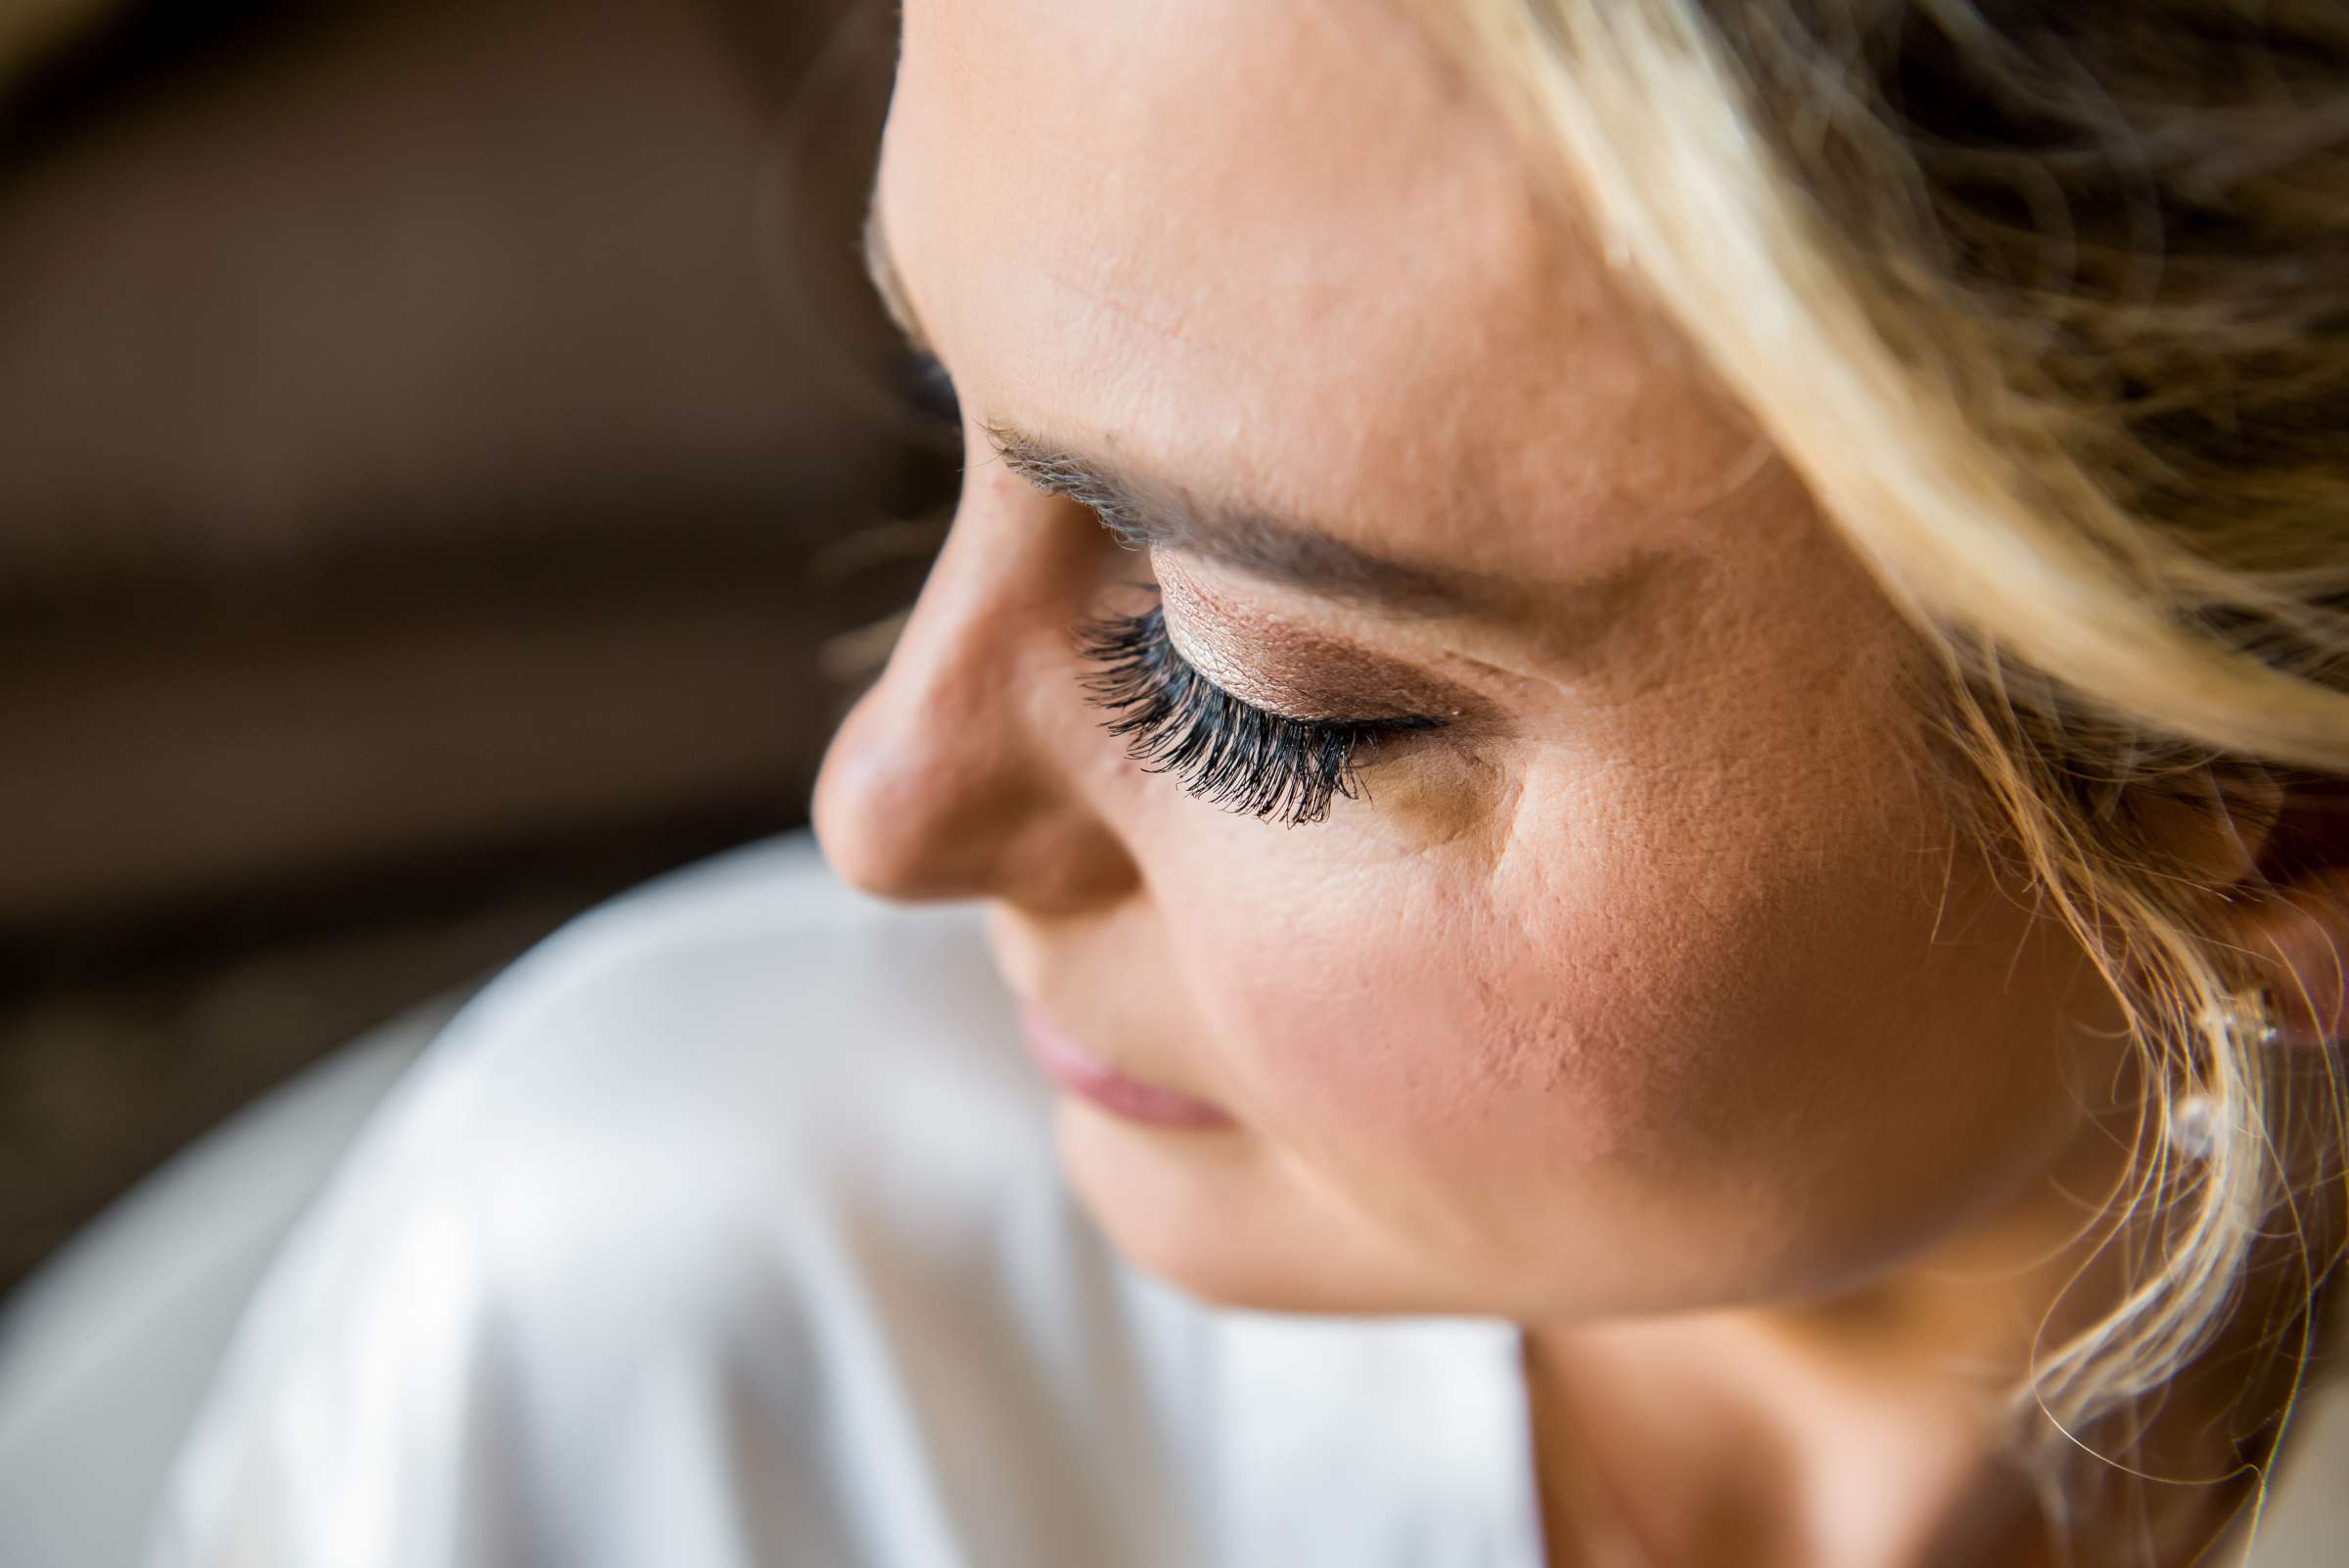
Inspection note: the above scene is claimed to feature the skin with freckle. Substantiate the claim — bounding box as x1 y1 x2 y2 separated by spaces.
813 0 2127 1334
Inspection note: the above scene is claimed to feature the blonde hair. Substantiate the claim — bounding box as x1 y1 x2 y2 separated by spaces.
1442 0 2349 1543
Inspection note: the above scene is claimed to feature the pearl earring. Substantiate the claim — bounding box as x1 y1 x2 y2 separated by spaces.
2171 1092 2220 1161
2172 991 2282 1161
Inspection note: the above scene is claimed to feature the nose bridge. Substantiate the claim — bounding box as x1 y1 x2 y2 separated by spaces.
876 482 1076 748
812 485 1139 912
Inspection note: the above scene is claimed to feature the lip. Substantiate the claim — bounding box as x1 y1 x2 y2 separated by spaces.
1017 1004 1235 1130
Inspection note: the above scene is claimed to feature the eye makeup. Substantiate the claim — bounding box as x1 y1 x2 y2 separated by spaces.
1077 599 1447 826
881 349 1476 824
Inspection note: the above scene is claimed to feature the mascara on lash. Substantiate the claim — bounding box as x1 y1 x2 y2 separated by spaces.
1077 603 1443 826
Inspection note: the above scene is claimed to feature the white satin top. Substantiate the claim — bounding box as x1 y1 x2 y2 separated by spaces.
141 836 2347 1567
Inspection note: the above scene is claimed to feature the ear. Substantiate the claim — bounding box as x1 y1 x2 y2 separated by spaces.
2231 780 2349 1049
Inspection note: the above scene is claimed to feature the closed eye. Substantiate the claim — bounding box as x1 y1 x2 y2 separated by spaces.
1075 600 1444 826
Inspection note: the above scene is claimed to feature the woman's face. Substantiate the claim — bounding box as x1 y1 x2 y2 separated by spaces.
813 0 2116 1321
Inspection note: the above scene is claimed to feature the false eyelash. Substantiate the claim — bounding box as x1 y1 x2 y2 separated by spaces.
1076 604 1440 826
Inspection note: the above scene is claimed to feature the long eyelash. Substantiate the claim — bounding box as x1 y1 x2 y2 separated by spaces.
1076 605 1438 826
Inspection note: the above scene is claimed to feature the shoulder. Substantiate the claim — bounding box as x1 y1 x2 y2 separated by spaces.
443 831 1029 1120
339 834 1060 1315
150 836 1543 1568
422 832 1049 1202
148 836 1102 1568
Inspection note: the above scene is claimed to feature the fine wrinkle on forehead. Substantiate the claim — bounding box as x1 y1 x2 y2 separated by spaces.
900 0 1802 676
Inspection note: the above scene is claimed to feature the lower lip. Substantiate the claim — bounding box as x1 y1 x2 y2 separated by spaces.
1017 1005 1234 1130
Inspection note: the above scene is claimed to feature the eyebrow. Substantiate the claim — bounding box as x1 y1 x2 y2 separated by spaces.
984 425 1502 616
864 195 1508 618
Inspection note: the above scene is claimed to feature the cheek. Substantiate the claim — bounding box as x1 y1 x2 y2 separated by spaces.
1174 763 1816 1207
1153 736 2038 1308
1253 718 1848 1051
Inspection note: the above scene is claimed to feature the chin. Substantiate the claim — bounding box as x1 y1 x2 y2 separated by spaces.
1051 1100 1464 1316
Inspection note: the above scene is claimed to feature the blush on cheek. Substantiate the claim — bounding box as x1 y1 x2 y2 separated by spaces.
1201 877 1648 1172
1201 824 1811 1193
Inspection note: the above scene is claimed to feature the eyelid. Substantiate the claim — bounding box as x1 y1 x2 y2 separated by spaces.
1077 599 1445 827
1128 568 1432 730
1154 563 1481 728
1171 630 1443 732
1157 609 1383 728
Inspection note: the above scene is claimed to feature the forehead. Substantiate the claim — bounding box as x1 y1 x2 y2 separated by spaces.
883 0 1766 582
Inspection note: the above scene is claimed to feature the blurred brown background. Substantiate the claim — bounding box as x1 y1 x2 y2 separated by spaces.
0 0 946 1297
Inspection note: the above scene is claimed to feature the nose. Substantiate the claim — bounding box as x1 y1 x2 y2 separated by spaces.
812 484 1142 915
